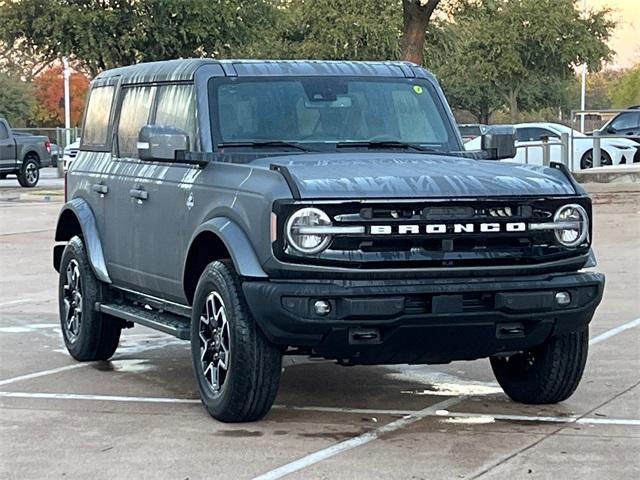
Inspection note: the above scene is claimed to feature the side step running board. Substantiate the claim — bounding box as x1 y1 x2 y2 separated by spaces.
97 302 191 340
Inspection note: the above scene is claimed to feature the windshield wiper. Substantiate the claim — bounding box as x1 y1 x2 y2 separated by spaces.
217 141 311 152
335 140 437 153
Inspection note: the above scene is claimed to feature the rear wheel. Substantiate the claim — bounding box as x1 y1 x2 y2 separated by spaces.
490 329 588 404
190 260 282 422
580 149 612 169
58 236 121 361
17 156 40 187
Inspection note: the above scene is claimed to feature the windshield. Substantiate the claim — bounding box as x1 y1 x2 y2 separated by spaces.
208 76 460 154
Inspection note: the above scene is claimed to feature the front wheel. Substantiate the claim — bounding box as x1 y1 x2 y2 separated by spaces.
490 330 588 404
190 260 282 422
17 157 40 187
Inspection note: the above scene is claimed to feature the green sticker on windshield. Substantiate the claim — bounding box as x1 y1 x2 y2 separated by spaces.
413 85 423 94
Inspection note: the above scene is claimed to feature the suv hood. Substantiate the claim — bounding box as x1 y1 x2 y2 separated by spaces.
256 153 577 199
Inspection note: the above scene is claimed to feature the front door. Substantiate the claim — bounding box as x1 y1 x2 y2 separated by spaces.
128 83 200 302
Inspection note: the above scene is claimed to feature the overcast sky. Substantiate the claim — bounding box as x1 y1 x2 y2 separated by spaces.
589 0 639 69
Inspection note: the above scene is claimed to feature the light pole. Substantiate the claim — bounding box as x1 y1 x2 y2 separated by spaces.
579 0 587 133
63 57 71 146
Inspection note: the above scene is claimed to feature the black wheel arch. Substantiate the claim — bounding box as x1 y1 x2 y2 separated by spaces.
53 198 111 284
183 218 267 305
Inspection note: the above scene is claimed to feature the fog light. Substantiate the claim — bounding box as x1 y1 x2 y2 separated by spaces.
555 291 571 306
314 300 331 316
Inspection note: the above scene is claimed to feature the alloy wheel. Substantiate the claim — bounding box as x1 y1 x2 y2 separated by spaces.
199 291 231 393
25 162 38 184
63 259 82 342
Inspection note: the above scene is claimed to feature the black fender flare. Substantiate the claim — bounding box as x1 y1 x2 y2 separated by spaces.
187 217 267 279
54 198 111 284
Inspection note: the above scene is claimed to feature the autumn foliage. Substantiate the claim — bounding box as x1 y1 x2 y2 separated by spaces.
32 65 89 127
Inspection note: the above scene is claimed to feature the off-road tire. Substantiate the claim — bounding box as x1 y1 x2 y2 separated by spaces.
58 236 121 361
490 329 588 404
190 260 282 422
17 156 40 187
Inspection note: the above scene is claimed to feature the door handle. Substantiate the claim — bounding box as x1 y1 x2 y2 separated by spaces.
92 184 108 195
130 188 148 201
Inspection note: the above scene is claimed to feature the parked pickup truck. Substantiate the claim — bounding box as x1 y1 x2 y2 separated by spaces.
0 117 52 187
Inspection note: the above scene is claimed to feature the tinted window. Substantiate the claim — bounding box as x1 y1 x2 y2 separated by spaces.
117 86 155 158
0 123 8 140
517 127 558 142
154 84 197 149
210 77 458 154
610 112 640 130
83 86 115 147
516 128 531 142
459 125 481 137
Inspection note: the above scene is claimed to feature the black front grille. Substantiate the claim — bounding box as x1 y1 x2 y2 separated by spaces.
273 196 591 269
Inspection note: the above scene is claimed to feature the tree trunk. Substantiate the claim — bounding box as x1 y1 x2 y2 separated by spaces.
400 0 441 65
506 87 520 122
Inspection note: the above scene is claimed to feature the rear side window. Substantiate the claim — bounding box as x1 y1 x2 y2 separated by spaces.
83 86 115 147
0 122 8 139
117 86 156 158
154 84 197 149
516 128 531 142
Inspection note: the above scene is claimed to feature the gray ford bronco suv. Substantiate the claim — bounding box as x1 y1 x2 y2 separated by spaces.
54 59 604 422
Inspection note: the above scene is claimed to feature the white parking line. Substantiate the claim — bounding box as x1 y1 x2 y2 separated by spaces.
0 298 35 307
0 364 86 387
252 396 467 480
589 317 640 345
2 392 637 428
437 411 640 426
0 391 200 404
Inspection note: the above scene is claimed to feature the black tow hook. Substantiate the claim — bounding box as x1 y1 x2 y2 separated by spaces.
349 327 382 344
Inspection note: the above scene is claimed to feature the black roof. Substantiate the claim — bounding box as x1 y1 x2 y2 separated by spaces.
92 58 435 85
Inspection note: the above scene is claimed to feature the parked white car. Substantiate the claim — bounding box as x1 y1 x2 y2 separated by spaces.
62 140 80 172
466 122 639 169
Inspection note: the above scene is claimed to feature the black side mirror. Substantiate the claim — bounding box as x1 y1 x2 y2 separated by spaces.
606 127 616 134
138 125 189 162
481 125 516 160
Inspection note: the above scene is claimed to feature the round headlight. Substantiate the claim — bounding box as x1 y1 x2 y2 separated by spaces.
553 204 588 247
285 208 332 254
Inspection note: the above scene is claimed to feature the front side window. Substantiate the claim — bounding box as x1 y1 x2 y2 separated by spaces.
0 123 8 140
209 76 459 156
83 86 115 147
117 86 155 158
611 112 640 130
154 84 197 149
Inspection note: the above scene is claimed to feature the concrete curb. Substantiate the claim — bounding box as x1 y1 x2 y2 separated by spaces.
574 165 640 184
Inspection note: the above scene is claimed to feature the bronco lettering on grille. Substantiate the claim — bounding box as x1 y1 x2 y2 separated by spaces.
370 222 527 235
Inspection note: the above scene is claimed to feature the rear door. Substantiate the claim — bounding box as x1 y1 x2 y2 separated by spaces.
0 121 16 171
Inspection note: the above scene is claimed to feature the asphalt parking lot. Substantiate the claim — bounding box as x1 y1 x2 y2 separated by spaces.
1 173 639 479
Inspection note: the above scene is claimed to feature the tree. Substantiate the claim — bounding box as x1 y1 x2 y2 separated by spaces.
400 0 441 65
610 65 640 108
0 74 33 126
434 0 614 122
264 0 402 60
31 65 90 127
0 0 276 76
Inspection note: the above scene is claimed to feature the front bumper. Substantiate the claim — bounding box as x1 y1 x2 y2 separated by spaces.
243 271 604 365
